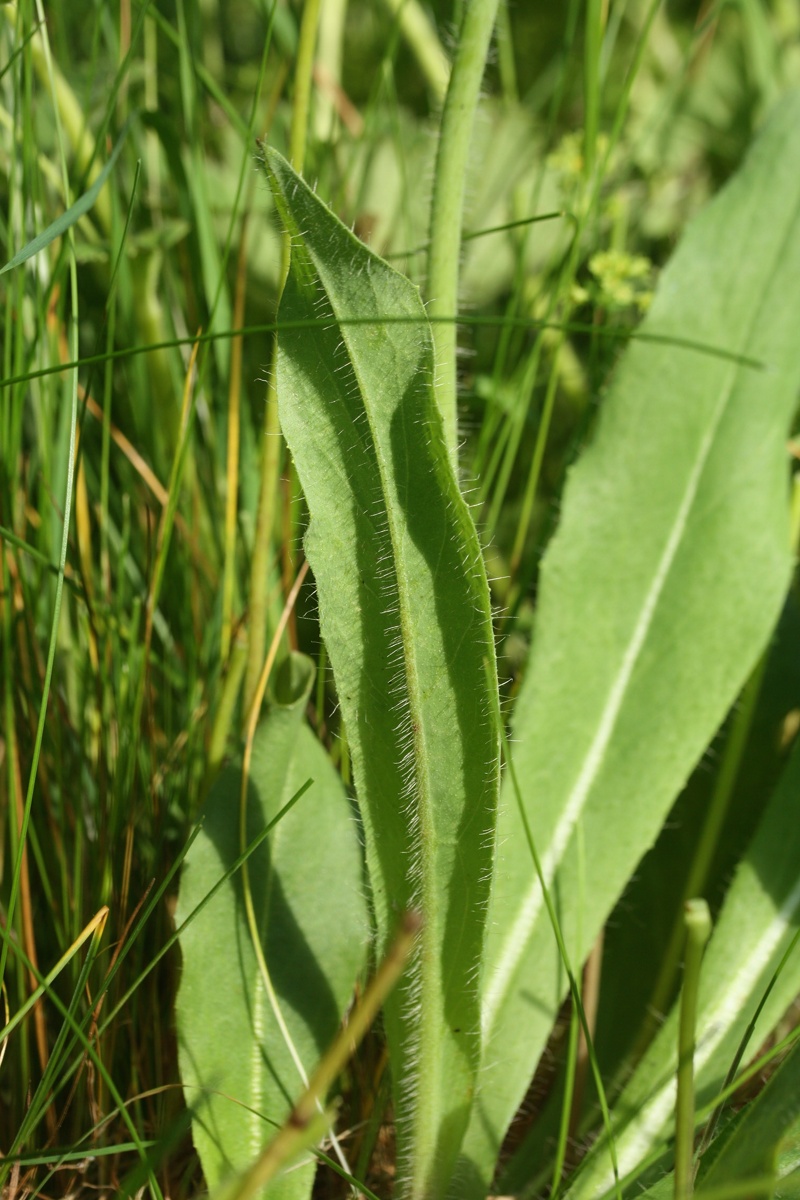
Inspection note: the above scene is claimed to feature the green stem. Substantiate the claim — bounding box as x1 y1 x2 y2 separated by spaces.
509 336 562 576
502 0 604 573
288 0 321 173
583 0 605 181
380 0 450 104
674 899 712 1200
245 0 320 716
315 0 347 141
493 0 657 585
207 637 248 778
426 0 499 463
245 377 283 716
0 0 82 1000
495 0 518 100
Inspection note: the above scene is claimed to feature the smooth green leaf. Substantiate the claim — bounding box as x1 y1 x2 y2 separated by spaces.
462 91 800 1190
176 653 368 1200
264 146 501 1200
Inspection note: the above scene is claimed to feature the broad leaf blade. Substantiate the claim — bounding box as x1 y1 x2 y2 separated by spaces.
176 653 367 1199
463 91 800 1188
264 147 501 1200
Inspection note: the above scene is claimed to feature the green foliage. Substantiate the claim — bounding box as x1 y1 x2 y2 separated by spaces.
265 145 500 1199
463 88 800 1193
698 1036 800 1196
634 1038 800 1200
176 653 368 1199
572 736 800 1200
3 4 800 1200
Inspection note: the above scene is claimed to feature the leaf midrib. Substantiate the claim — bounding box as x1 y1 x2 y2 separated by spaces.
482 364 736 1033
483 184 794 1036
324 262 488 1191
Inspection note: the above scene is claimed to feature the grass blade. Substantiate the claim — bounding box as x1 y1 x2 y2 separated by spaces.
0 117 131 278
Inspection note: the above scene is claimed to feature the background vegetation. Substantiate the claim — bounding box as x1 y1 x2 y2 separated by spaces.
2 1 800 1197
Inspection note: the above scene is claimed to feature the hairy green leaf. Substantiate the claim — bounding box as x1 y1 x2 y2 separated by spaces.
176 653 367 1200
462 91 800 1190
264 146 501 1200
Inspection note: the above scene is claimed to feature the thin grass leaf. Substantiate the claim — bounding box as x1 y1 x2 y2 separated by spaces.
0 117 131 278
0 915 162 1199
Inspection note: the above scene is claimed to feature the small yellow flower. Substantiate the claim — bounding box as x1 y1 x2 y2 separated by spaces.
589 249 654 312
